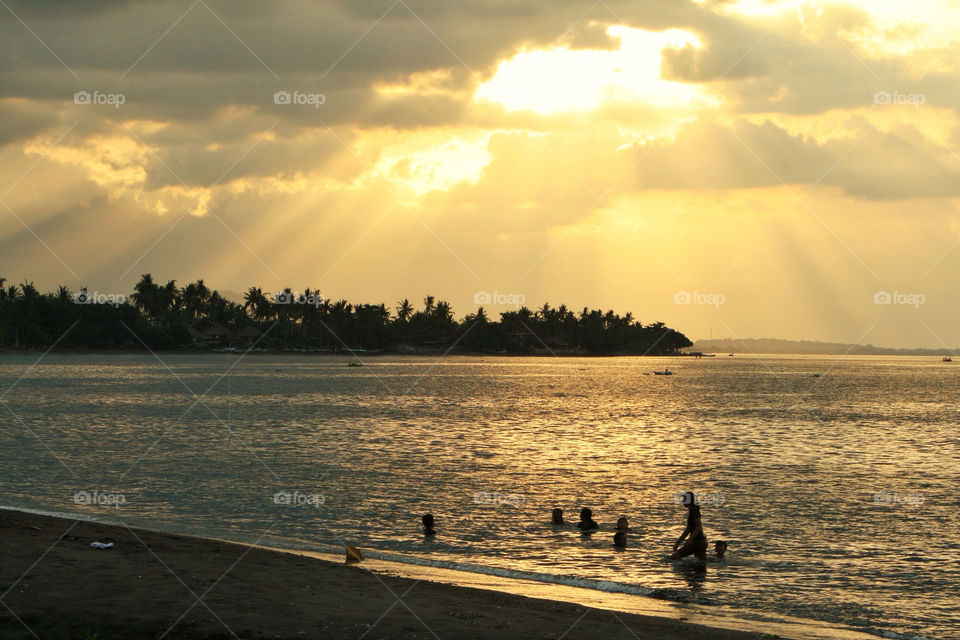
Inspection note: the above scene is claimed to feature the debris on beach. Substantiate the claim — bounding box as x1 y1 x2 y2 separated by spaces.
345 544 363 563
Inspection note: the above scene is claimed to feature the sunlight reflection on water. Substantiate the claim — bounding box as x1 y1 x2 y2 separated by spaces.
1 354 957 639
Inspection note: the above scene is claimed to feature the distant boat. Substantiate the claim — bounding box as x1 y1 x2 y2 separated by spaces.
728 353 734 356
347 362 363 367
653 369 673 375
943 356 952 362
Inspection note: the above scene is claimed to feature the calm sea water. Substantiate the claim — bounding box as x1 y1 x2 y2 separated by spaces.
1 354 957 639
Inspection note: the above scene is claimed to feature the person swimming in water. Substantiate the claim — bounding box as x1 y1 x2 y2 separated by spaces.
613 531 627 548
577 507 599 531
552 508 564 525
421 513 436 536
616 517 629 531
671 491 707 561
714 540 728 559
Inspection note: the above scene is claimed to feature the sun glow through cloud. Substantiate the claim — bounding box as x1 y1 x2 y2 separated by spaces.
372 132 494 197
474 26 713 115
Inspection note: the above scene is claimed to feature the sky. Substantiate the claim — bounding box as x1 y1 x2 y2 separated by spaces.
1 0 959 348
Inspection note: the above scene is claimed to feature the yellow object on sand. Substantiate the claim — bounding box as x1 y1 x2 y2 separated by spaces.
345 545 363 563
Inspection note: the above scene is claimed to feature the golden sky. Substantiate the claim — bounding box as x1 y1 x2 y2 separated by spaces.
1 0 959 347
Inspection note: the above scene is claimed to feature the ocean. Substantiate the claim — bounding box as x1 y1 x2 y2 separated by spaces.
1 353 956 639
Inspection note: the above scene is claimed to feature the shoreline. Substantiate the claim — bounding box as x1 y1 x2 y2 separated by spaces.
0 348 689 357
0 348 947 358
0 507 877 640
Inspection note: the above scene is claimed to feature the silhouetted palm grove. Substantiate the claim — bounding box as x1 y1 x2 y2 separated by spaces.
0 275 692 355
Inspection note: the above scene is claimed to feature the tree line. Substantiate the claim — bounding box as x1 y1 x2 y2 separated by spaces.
0 274 692 355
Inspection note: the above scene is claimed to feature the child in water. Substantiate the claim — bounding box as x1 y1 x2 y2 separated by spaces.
552 508 564 525
616 517 630 531
421 513 436 536
714 540 728 559
613 531 627 548
577 507 599 531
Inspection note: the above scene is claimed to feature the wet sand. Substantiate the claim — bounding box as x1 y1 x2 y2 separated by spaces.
0 509 777 639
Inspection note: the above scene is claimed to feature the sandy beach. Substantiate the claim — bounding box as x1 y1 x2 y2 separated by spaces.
0 510 777 640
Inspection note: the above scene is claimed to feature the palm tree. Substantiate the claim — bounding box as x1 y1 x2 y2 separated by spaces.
396 298 413 322
206 291 229 324
19 281 39 298
243 286 271 321
160 280 180 316
434 300 453 322
0 274 697 354
182 282 201 321
132 274 161 320
195 279 210 303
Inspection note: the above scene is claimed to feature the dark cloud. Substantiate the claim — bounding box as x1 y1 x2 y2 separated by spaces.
0 99 61 145
1 0 951 135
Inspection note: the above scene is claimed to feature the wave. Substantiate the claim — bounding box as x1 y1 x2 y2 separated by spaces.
349 547 659 598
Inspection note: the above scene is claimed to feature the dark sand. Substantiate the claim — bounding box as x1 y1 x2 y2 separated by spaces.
0 510 775 639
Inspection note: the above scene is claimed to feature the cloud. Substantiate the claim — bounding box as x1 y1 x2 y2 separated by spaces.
629 116 960 200
2 0 960 346
0 98 62 145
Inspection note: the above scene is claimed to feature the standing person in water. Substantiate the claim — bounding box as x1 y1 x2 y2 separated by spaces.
577 507 599 531
671 492 707 561
551 508 564 525
421 513 436 536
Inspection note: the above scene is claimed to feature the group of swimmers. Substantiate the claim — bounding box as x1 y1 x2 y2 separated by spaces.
419 491 728 562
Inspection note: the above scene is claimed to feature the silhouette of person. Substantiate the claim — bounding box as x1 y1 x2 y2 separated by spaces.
421 513 436 536
714 540 728 559
552 508 564 525
671 492 707 561
616 517 629 531
577 507 599 531
613 531 627 548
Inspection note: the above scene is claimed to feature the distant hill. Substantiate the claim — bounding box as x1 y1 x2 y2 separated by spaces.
689 338 956 357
